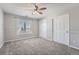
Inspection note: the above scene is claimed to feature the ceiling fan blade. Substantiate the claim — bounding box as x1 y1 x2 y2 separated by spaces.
32 3 38 10
37 11 43 14
35 5 38 8
39 7 47 10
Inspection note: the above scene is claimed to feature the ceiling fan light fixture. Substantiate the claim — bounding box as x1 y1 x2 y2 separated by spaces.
32 11 39 15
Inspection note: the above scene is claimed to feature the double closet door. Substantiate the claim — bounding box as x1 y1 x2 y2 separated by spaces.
53 14 69 46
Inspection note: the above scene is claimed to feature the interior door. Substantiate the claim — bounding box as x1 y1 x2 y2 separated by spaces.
53 14 69 45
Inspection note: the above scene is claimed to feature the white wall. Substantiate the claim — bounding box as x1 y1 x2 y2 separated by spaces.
69 7 79 49
47 18 53 41
39 17 53 41
0 8 4 48
4 13 39 42
39 19 48 39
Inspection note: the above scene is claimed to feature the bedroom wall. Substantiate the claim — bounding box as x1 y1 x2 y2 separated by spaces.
4 13 39 42
69 7 79 49
39 17 53 41
0 8 4 48
39 18 48 39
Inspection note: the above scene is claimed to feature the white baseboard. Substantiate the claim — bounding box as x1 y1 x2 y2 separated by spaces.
4 36 38 43
39 37 53 41
0 41 4 48
69 45 79 50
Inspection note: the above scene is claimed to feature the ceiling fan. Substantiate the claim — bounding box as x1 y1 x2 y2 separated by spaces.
32 3 47 15
20 3 47 15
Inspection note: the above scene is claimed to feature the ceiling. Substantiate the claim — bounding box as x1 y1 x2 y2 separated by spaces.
0 3 79 19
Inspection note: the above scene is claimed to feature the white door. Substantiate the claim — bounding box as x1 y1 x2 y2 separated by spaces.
53 14 69 45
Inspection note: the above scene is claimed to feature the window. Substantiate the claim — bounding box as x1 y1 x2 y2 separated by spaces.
17 19 32 35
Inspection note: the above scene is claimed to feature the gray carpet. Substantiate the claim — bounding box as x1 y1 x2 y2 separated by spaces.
0 38 79 55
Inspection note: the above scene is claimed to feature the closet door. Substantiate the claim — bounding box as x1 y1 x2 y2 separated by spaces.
53 14 69 45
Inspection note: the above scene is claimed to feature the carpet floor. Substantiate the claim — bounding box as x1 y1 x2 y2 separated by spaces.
0 38 79 55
